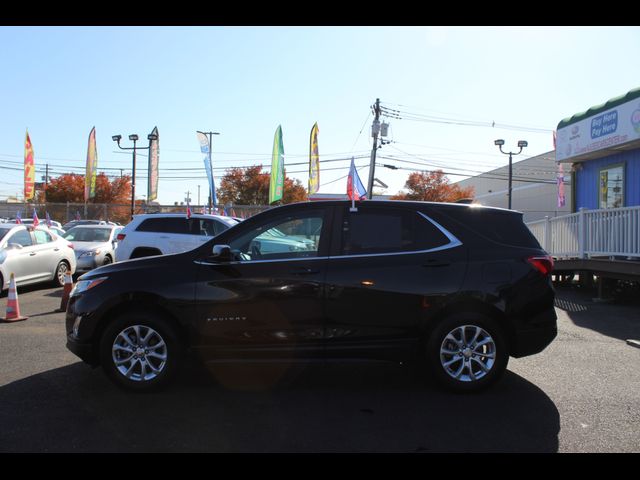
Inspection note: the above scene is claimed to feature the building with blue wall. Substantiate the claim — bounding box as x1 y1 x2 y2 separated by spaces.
556 87 640 211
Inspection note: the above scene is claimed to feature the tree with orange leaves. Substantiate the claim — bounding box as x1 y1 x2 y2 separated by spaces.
218 165 307 205
391 170 474 203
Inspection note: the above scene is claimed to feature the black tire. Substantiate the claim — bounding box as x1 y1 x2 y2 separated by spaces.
102 255 112 266
99 310 183 392
53 261 70 287
424 313 509 393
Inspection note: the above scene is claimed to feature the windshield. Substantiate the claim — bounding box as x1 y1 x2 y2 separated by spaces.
64 227 111 242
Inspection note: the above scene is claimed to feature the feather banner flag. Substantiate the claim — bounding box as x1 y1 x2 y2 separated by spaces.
557 162 566 208
308 123 320 195
24 130 35 200
85 127 98 202
148 126 159 202
269 125 285 204
197 132 216 211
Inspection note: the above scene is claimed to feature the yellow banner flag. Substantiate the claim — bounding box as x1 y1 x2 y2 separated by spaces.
309 123 320 195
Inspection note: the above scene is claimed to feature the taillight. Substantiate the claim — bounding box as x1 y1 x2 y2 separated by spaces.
527 255 554 276
117 233 126 241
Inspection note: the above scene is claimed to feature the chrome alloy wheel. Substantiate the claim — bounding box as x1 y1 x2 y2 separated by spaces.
112 325 168 382
56 262 68 286
439 325 497 382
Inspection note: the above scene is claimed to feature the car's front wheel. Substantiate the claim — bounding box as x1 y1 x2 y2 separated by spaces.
99 311 183 392
425 313 508 393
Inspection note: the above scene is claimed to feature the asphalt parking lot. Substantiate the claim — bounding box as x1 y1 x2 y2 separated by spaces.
0 282 639 453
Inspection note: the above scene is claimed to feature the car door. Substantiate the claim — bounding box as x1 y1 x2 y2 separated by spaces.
32 229 59 281
3 228 39 283
193 205 332 361
323 204 468 360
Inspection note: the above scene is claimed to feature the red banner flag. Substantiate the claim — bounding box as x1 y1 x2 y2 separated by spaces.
24 130 35 200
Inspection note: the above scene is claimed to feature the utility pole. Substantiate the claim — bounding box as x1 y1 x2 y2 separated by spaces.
366 98 381 200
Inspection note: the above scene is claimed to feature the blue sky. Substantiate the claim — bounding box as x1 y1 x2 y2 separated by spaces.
1 26 639 206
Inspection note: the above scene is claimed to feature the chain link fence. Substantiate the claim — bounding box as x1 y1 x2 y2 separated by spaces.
0 202 272 226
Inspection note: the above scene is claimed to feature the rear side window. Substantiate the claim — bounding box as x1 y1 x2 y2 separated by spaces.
439 208 541 248
33 230 53 244
341 207 450 255
136 217 188 234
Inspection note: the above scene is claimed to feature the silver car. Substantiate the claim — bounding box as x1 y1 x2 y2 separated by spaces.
63 224 123 273
0 224 77 292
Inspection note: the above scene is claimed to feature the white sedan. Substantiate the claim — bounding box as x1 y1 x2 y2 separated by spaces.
0 224 77 292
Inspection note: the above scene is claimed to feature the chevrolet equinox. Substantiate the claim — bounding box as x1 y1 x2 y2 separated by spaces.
65 200 557 393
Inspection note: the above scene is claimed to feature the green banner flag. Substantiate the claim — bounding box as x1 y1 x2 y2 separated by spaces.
269 125 285 204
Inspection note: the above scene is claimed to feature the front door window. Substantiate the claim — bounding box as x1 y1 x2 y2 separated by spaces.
228 213 324 261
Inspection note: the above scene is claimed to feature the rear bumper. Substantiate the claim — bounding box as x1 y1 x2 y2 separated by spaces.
511 307 557 358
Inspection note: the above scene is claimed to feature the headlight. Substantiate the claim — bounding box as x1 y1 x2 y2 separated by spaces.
71 276 108 296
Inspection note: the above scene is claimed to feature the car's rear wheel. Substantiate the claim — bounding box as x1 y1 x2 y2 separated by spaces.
425 313 508 393
53 261 70 287
99 311 183 392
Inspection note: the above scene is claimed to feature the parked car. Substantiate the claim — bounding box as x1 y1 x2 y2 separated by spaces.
14 218 63 229
114 213 239 261
63 224 123 274
0 224 76 292
65 200 557 393
61 219 119 231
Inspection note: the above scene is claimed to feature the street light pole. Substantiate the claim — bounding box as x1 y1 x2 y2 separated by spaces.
494 139 528 210
113 132 158 219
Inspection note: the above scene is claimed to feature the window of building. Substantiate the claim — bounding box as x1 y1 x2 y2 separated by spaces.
599 164 624 209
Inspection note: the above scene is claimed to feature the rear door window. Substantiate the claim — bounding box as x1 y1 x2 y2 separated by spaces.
341 207 450 255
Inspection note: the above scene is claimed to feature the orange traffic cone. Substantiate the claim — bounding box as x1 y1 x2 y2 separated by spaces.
57 272 73 313
1 273 28 323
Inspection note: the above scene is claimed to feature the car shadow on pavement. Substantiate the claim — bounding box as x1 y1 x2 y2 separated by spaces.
554 284 640 342
0 360 560 453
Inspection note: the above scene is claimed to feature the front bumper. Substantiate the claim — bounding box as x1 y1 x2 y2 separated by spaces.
65 294 100 366
66 335 99 366
75 255 99 273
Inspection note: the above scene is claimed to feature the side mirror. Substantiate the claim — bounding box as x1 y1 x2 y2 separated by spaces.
211 244 232 262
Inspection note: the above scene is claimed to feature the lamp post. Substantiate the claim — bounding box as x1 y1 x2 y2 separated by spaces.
112 132 158 219
494 139 528 210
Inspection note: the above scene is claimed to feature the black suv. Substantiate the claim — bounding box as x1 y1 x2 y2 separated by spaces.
66 200 556 393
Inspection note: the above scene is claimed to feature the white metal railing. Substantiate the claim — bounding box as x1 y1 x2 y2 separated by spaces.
526 206 640 259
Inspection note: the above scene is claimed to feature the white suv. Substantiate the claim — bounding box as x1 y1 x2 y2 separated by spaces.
115 213 240 262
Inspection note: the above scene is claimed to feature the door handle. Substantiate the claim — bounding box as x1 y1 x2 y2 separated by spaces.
422 260 450 267
289 267 319 275
29 252 37 256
